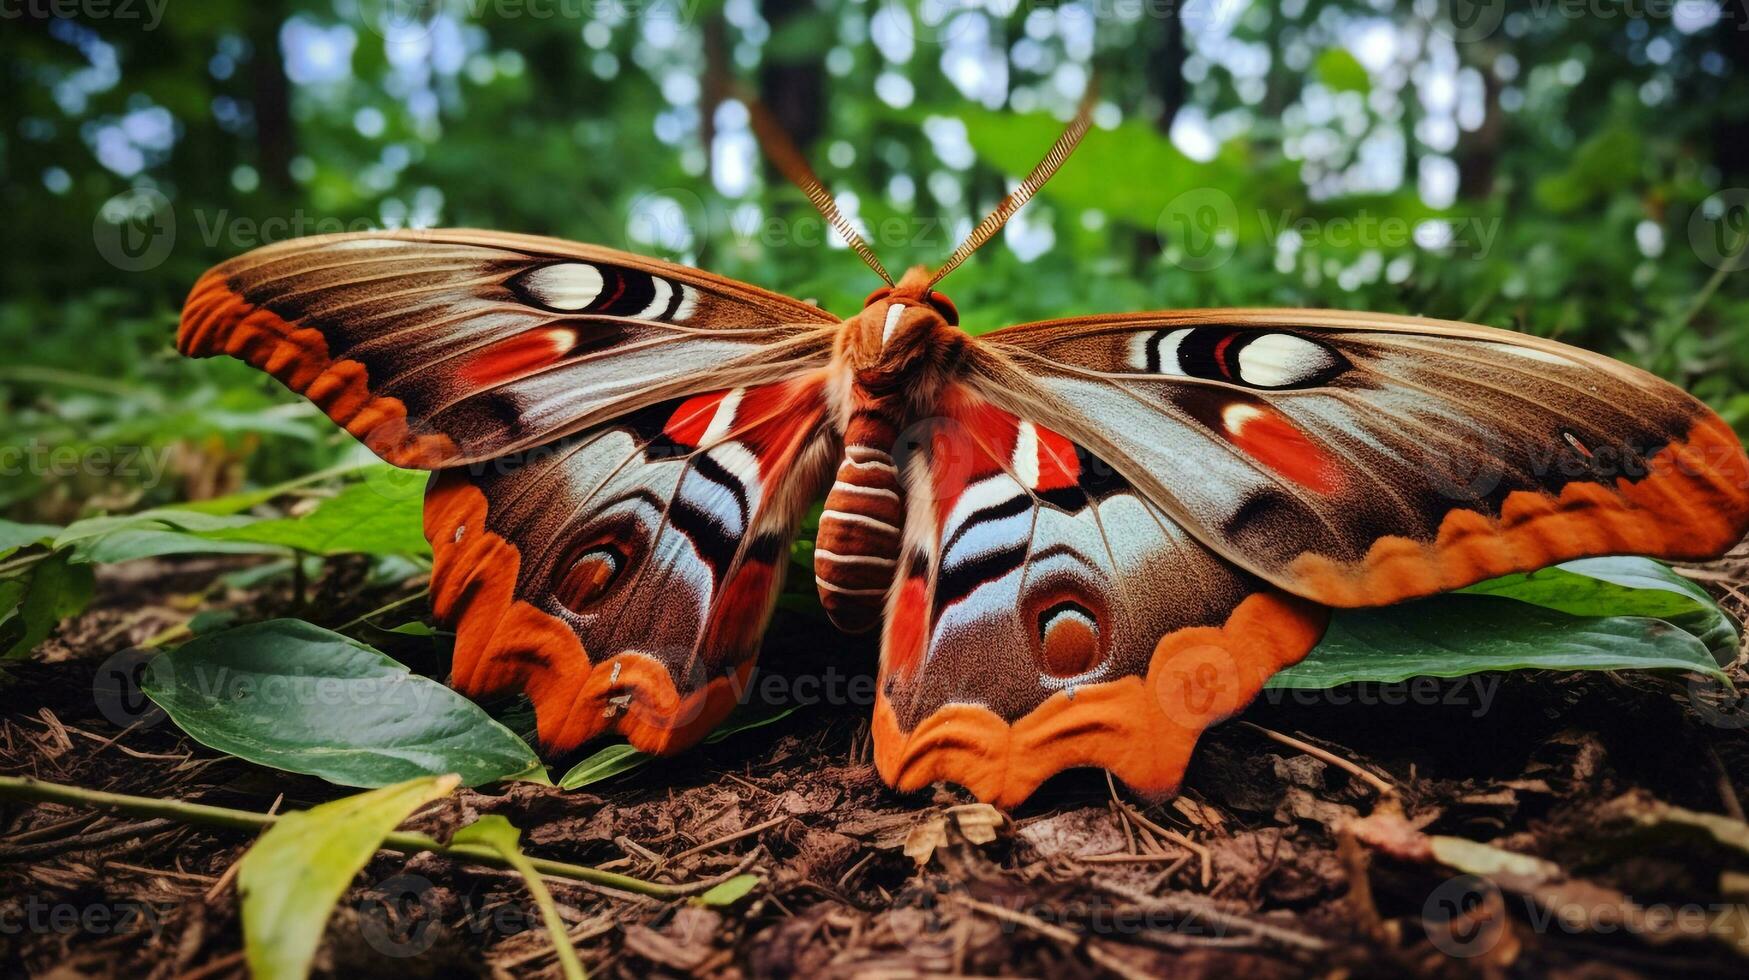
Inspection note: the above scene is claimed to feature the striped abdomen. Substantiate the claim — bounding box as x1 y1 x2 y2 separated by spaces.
815 408 904 633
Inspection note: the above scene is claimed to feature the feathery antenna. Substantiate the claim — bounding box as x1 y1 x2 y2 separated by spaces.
928 80 1099 288
741 91 894 286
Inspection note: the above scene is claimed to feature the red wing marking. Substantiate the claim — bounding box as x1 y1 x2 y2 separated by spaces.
1219 402 1341 494
460 328 576 386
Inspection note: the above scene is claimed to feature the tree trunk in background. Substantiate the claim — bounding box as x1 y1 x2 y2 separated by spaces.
1456 52 1503 200
1714 1 1749 181
247 3 293 194
1147 3 1186 134
758 0 825 156
700 13 730 187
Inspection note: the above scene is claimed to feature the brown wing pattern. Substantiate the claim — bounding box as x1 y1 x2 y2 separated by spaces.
971 309 1749 608
177 229 837 468
425 376 836 754
874 384 1325 807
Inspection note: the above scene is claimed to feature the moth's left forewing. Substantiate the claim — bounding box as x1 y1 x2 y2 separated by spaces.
974 309 1749 608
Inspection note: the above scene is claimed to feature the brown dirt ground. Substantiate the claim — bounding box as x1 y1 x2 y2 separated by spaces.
4 546 1749 979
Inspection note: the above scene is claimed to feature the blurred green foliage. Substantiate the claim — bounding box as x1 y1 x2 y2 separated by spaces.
4 0 1749 522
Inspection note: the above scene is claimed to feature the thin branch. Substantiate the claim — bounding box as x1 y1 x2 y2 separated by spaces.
0 775 716 899
1238 722 1396 798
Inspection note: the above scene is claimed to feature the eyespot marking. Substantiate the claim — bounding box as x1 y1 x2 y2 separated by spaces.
519 263 604 310
1130 327 1346 389
556 545 624 611
1036 599 1103 678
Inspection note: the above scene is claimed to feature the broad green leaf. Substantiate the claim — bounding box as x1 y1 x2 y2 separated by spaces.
1461 557 1739 665
1316 48 1370 93
556 705 799 789
694 874 761 908
53 465 426 563
57 509 272 563
239 774 460 980
74 528 284 563
1 552 96 661
952 107 1238 227
201 469 429 559
142 619 547 787
451 816 585 980
0 520 59 559
1269 593 1727 690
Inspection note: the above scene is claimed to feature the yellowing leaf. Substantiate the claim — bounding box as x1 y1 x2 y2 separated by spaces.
239 774 460 980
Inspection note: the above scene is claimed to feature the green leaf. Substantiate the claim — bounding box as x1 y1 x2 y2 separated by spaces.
1533 125 1641 213
201 468 430 559
142 619 547 787
1 552 96 661
57 509 280 563
52 465 427 563
558 742 650 790
693 874 761 908
1460 557 1739 665
0 520 59 560
1316 48 1370 94
239 774 460 980
381 621 437 637
451 815 585 980
1268 593 1727 690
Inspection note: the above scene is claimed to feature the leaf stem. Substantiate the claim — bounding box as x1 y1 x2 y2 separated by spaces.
336 587 432 632
0 774 695 898
0 552 50 578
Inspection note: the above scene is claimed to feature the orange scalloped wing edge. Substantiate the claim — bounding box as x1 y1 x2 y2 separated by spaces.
423 475 745 753
873 591 1329 808
1287 413 1749 607
177 270 459 469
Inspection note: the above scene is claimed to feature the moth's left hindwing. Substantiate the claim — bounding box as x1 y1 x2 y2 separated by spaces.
427 378 835 753
178 231 840 755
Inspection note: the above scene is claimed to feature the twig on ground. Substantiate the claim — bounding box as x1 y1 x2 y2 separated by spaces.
0 774 727 899
1239 722 1396 798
